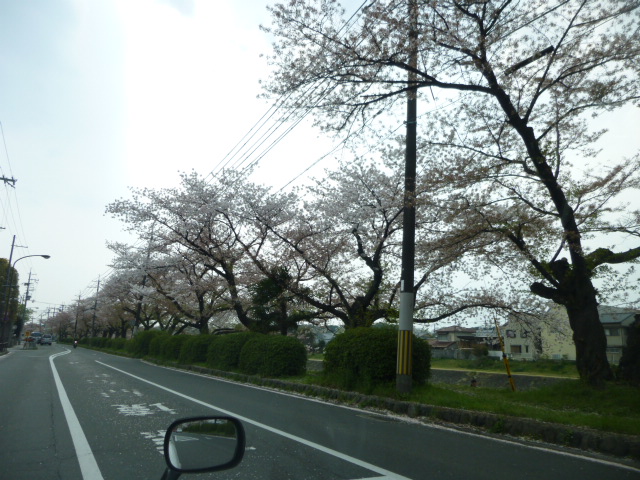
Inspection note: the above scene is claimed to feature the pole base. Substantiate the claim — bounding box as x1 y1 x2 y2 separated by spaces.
396 374 412 393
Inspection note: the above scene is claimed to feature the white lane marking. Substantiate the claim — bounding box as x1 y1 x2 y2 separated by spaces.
112 402 176 416
97 361 411 480
113 404 154 416
150 402 176 413
141 430 166 454
107 360 640 476
50 351 104 480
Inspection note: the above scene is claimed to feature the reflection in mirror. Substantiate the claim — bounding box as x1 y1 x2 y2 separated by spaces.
167 419 239 471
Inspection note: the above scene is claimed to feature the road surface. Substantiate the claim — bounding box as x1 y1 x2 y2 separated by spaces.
1 344 638 479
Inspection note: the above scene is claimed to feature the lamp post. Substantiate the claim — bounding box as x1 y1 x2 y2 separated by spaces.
0 253 51 348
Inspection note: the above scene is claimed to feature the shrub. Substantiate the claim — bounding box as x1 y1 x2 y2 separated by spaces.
206 332 256 370
148 332 171 357
323 327 431 390
472 343 489 358
179 335 218 364
159 335 191 361
128 330 169 357
239 334 307 377
88 338 100 348
108 338 127 351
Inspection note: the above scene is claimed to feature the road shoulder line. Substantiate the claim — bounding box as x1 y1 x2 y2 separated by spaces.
50 350 104 480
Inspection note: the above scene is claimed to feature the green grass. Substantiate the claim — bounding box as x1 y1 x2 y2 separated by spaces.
406 381 640 435
289 369 640 436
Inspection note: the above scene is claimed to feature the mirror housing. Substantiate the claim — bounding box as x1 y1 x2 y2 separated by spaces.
163 416 245 474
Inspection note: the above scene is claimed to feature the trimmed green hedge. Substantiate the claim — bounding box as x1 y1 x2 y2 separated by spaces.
127 330 168 357
85 330 308 379
179 335 218 364
107 337 127 351
239 334 307 377
160 334 191 361
206 332 257 370
323 327 431 390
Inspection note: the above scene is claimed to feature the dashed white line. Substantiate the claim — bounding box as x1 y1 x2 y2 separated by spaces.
97 360 412 480
50 351 104 480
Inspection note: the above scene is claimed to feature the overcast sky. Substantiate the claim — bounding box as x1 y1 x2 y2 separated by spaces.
0 0 338 317
0 0 638 319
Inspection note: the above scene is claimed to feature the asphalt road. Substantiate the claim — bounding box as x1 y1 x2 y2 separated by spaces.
1 344 639 480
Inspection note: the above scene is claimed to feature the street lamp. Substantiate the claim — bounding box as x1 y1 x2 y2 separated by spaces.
0 254 51 349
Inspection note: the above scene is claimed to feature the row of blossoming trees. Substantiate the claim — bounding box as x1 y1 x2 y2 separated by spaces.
102 154 511 335
50 149 531 343
49 1 640 387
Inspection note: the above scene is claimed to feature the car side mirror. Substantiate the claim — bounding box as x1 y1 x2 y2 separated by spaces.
163 416 245 475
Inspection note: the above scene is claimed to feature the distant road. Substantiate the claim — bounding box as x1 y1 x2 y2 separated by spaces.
1 345 639 479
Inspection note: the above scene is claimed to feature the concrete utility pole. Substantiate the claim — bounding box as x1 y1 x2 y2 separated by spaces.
0 235 17 348
91 277 100 337
74 293 81 339
396 0 419 394
17 270 34 340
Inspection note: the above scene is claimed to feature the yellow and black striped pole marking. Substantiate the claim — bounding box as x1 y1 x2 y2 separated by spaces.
397 329 413 376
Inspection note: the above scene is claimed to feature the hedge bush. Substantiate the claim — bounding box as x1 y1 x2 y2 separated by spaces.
107 337 128 351
206 332 256 370
239 334 307 377
179 335 218 364
159 334 191 361
128 330 169 357
148 332 171 357
323 327 431 390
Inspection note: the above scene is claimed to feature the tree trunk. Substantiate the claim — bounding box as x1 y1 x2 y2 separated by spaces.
565 289 613 388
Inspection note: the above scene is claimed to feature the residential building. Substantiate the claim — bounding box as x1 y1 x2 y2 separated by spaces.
500 304 639 363
429 326 483 359
599 306 639 364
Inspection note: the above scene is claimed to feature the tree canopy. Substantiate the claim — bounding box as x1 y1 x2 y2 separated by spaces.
261 0 640 385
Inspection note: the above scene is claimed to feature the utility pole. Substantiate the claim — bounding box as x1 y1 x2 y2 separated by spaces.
396 0 419 394
91 277 100 337
15 270 34 342
74 293 81 339
0 235 16 348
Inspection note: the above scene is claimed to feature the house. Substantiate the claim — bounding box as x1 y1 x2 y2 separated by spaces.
501 304 639 363
599 306 639 364
435 326 478 345
429 326 480 359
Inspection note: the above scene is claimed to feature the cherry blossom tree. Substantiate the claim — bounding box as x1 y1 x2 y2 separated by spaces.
262 0 640 385
106 242 176 332
106 171 269 331
239 154 407 328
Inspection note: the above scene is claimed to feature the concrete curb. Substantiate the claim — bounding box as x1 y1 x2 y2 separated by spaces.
152 360 640 461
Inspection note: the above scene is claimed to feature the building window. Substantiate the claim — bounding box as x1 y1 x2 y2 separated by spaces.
511 345 522 354
521 331 529 338
506 330 516 338
605 328 620 336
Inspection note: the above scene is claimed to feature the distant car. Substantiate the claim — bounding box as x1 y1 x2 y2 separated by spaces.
30 332 43 344
41 334 53 345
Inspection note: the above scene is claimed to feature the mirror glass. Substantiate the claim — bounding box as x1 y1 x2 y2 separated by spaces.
167 418 239 471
